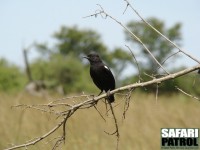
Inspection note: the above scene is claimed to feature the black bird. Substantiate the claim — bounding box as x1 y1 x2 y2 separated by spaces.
84 53 115 103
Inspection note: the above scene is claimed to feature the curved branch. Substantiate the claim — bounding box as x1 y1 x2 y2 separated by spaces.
123 0 200 64
5 113 69 150
83 5 169 74
5 64 200 150
109 64 200 95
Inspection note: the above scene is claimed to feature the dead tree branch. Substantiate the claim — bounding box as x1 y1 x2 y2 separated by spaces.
122 88 133 120
5 111 70 150
123 0 200 64
84 4 169 74
125 45 142 82
112 64 200 94
175 86 200 101
104 103 120 150
5 2 200 150
5 64 200 150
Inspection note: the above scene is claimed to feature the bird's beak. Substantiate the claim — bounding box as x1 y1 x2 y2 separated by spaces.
82 56 89 60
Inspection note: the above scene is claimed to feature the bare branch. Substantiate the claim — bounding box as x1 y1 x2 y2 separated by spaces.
123 0 200 64
175 86 200 101
161 51 180 66
125 45 142 82
5 64 200 150
106 103 120 150
5 3 200 149
83 5 169 74
155 51 180 72
94 105 106 122
122 88 133 120
123 3 129 14
5 113 69 150
109 64 200 95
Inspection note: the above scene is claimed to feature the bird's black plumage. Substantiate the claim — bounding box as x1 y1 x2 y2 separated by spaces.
84 53 115 103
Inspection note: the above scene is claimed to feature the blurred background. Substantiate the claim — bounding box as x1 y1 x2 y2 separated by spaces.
0 0 200 150
0 0 200 94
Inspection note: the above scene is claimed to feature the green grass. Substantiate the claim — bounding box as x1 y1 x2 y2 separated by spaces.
0 92 199 150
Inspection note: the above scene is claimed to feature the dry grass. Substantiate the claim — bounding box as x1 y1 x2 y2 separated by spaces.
0 92 199 150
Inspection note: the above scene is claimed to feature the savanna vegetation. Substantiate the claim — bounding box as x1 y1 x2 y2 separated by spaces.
0 17 200 150
1 93 199 150
1 18 199 95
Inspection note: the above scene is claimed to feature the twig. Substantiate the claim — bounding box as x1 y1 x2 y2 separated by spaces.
5 2 200 150
4 113 70 150
84 4 169 75
14 104 53 112
156 51 180 72
52 136 64 150
62 110 74 142
144 72 155 79
122 88 133 120
109 64 200 95
175 86 200 101
123 3 129 14
123 0 200 64
125 45 142 82
48 94 94 104
94 105 106 122
106 103 120 150
5 64 200 150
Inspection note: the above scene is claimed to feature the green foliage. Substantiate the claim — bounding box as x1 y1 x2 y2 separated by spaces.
31 23 193 95
31 54 91 94
32 26 132 93
123 17 185 93
53 26 107 57
125 17 182 73
34 42 52 59
52 26 132 74
0 19 194 95
0 58 26 92
0 21 190 94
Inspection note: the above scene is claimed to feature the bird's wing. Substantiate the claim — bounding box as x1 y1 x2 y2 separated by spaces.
90 64 115 91
101 64 116 89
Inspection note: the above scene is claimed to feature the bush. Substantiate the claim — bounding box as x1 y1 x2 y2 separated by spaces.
0 58 26 92
31 54 98 94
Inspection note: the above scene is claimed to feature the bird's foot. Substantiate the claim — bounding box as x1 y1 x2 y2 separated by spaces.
106 90 111 102
90 94 98 105
98 90 103 96
94 100 98 105
106 90 111 98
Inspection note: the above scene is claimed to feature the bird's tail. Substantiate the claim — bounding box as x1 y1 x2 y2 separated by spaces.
108 94 115 103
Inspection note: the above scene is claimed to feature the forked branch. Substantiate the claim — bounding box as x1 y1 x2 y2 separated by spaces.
5 64 200 150
84 4 169 74
123 0 200 64
4 2 200 150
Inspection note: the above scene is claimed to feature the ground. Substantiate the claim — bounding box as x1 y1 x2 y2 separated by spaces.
0 92 199 150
